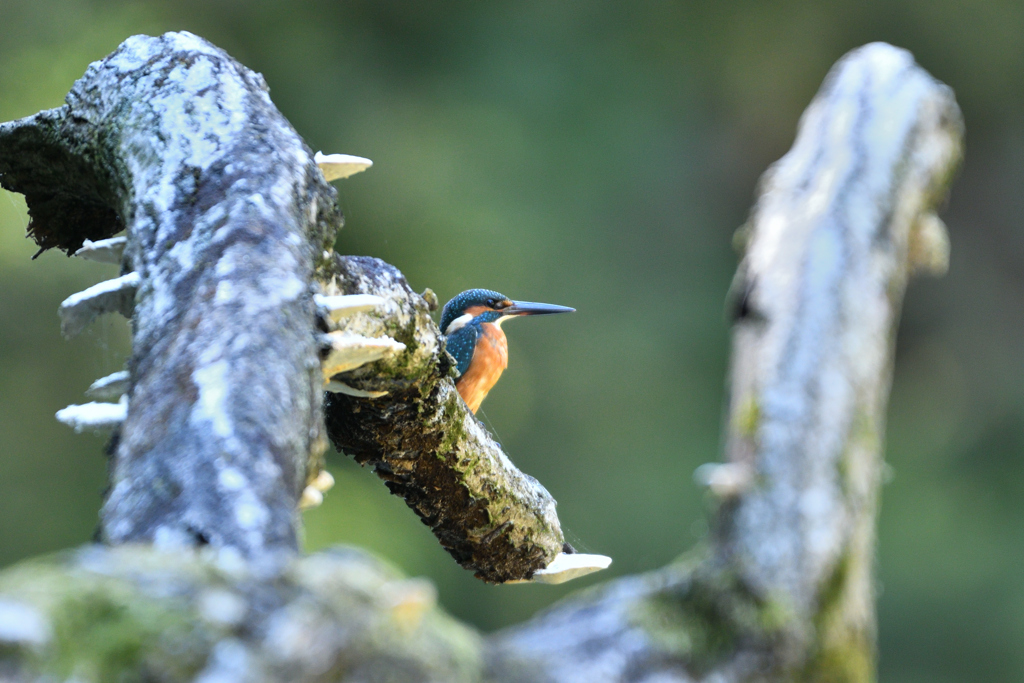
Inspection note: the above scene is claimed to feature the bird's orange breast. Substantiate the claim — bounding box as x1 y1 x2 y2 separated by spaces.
456 322 508 413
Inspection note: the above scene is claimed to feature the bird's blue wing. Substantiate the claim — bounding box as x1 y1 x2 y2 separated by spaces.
445 324 479 377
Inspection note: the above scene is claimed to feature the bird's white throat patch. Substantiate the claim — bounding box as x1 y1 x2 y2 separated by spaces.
492 314 513 329
444 313 474 335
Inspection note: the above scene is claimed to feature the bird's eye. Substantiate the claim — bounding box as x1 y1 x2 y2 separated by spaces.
486 298 497 308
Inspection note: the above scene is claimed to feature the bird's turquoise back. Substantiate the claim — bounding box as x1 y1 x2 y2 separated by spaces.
445 323 480 377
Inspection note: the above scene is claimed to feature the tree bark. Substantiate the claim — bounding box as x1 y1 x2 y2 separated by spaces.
0 31 340 561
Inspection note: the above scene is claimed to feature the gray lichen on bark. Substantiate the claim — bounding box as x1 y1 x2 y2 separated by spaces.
0 31 344 559
488 42 963 682
719 43 962 677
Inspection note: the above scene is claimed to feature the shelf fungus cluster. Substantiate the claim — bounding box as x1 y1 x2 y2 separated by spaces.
305 289 404 509
302 152 378 509
55 237 133 433
52 152 385 514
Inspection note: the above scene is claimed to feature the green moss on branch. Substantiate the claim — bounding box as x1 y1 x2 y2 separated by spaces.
319 256 564 583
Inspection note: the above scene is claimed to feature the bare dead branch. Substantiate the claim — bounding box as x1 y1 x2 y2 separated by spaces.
488 42 963 682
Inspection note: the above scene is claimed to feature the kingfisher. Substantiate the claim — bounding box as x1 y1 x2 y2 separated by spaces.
441 289 574 413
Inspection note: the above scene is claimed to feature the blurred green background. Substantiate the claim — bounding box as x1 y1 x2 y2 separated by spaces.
0 2 1020 681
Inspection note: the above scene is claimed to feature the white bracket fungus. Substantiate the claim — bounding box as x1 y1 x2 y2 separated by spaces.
314 152 373 182
73 236 128 264
55 397 128 433
85 370 130 400
58 272 140 338
507 553 613 585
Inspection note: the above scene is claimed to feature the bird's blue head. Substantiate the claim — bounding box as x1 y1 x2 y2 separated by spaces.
440 288 575 335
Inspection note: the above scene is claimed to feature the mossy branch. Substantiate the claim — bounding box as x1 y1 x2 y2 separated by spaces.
319 256 567 584
0 545 482 683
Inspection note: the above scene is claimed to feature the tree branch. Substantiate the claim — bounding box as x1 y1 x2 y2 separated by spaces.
487 42 963 682
0 32 342 560
0 545 482 683
319 255 569 584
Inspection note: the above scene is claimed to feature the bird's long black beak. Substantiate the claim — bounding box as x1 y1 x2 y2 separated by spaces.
504 300 576 316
